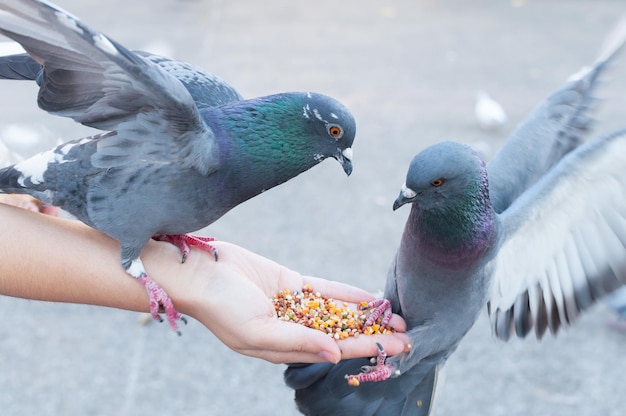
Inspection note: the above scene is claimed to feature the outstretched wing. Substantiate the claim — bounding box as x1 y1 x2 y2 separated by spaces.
488 129 626 340
487 16 626 213
0 0 219 174
0 51 242 108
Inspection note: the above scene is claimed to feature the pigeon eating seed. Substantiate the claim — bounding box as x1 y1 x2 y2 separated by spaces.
285 16 626 416
0 0 356 334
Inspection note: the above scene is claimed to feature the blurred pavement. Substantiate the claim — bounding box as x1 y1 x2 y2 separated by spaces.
0 1 625 415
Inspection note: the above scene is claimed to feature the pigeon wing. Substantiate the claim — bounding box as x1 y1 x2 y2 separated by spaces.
0 51 243 108
0 0 219 174
137 52 242 108
487 16 626 213
488 129 626 340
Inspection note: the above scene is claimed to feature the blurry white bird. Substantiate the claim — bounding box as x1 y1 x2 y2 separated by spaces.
475 90 507 131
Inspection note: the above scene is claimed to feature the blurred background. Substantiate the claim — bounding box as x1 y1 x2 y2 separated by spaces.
0 0 625 415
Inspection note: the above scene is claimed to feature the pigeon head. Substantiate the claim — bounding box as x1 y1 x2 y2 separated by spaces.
393 141 496 263
393 141 489 212
214 91 355 177
299 92 355 176
203 92 356 205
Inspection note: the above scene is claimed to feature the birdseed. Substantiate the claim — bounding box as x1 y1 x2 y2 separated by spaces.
272 285 394 338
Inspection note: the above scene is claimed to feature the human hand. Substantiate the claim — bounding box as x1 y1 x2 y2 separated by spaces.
144 240 410 365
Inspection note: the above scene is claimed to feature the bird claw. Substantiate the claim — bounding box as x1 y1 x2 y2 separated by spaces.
362 298 392 327
137 273 184 333
154 234 219 262
345 343 397 386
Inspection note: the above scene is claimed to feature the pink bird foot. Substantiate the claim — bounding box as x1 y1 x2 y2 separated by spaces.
345 343 397 386
137 272 187 335
155 234 218 262
363 298 392 327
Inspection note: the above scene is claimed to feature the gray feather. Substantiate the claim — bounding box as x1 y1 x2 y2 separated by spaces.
487 18 626 213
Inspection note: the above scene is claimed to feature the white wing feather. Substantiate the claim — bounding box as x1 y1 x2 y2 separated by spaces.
488 129 626 340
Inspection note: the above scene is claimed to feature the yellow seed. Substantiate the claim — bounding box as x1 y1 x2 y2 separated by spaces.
347 376 360 387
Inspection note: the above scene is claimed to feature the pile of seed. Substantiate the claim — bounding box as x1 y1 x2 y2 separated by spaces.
272 284 394 339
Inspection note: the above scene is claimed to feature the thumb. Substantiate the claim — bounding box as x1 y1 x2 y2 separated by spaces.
246 319 342 364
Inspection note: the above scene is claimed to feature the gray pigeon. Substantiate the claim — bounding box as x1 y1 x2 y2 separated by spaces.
285 19 626 416
0 0 355 333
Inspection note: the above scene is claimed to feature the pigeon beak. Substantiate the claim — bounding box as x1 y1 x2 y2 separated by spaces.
393 184 417 210
335 147 353 176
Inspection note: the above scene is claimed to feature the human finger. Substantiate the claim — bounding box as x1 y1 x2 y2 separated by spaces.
234 319 343 364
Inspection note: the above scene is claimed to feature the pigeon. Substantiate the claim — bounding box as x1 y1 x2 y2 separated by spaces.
474 90 507 131
284 18 626 416
0 0 356 333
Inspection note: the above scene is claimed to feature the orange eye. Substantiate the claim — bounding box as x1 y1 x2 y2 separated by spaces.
431 178 444 187
328 124 343 138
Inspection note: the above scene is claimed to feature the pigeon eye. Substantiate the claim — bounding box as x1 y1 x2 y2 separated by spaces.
431 178 444 187
327 124 344 139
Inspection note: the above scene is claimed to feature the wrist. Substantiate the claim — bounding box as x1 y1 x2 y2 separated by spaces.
140 238 212 322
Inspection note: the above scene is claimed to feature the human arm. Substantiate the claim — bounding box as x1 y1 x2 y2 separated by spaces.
0 203 409 364
0 194 59 215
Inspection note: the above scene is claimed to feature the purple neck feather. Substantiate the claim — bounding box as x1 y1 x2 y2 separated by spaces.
406 172 497 269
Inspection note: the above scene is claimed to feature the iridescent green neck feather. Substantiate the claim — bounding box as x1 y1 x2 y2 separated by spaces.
204 92 354 204
410 172 496 268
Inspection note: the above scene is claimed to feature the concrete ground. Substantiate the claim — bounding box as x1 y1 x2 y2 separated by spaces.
0 0 625 415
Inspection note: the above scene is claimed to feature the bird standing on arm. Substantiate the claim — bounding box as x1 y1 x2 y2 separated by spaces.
285 17 626 416
0 0 356 334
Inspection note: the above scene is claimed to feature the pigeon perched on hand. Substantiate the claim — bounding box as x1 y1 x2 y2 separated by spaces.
285 18 626 416
0 0 356 333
